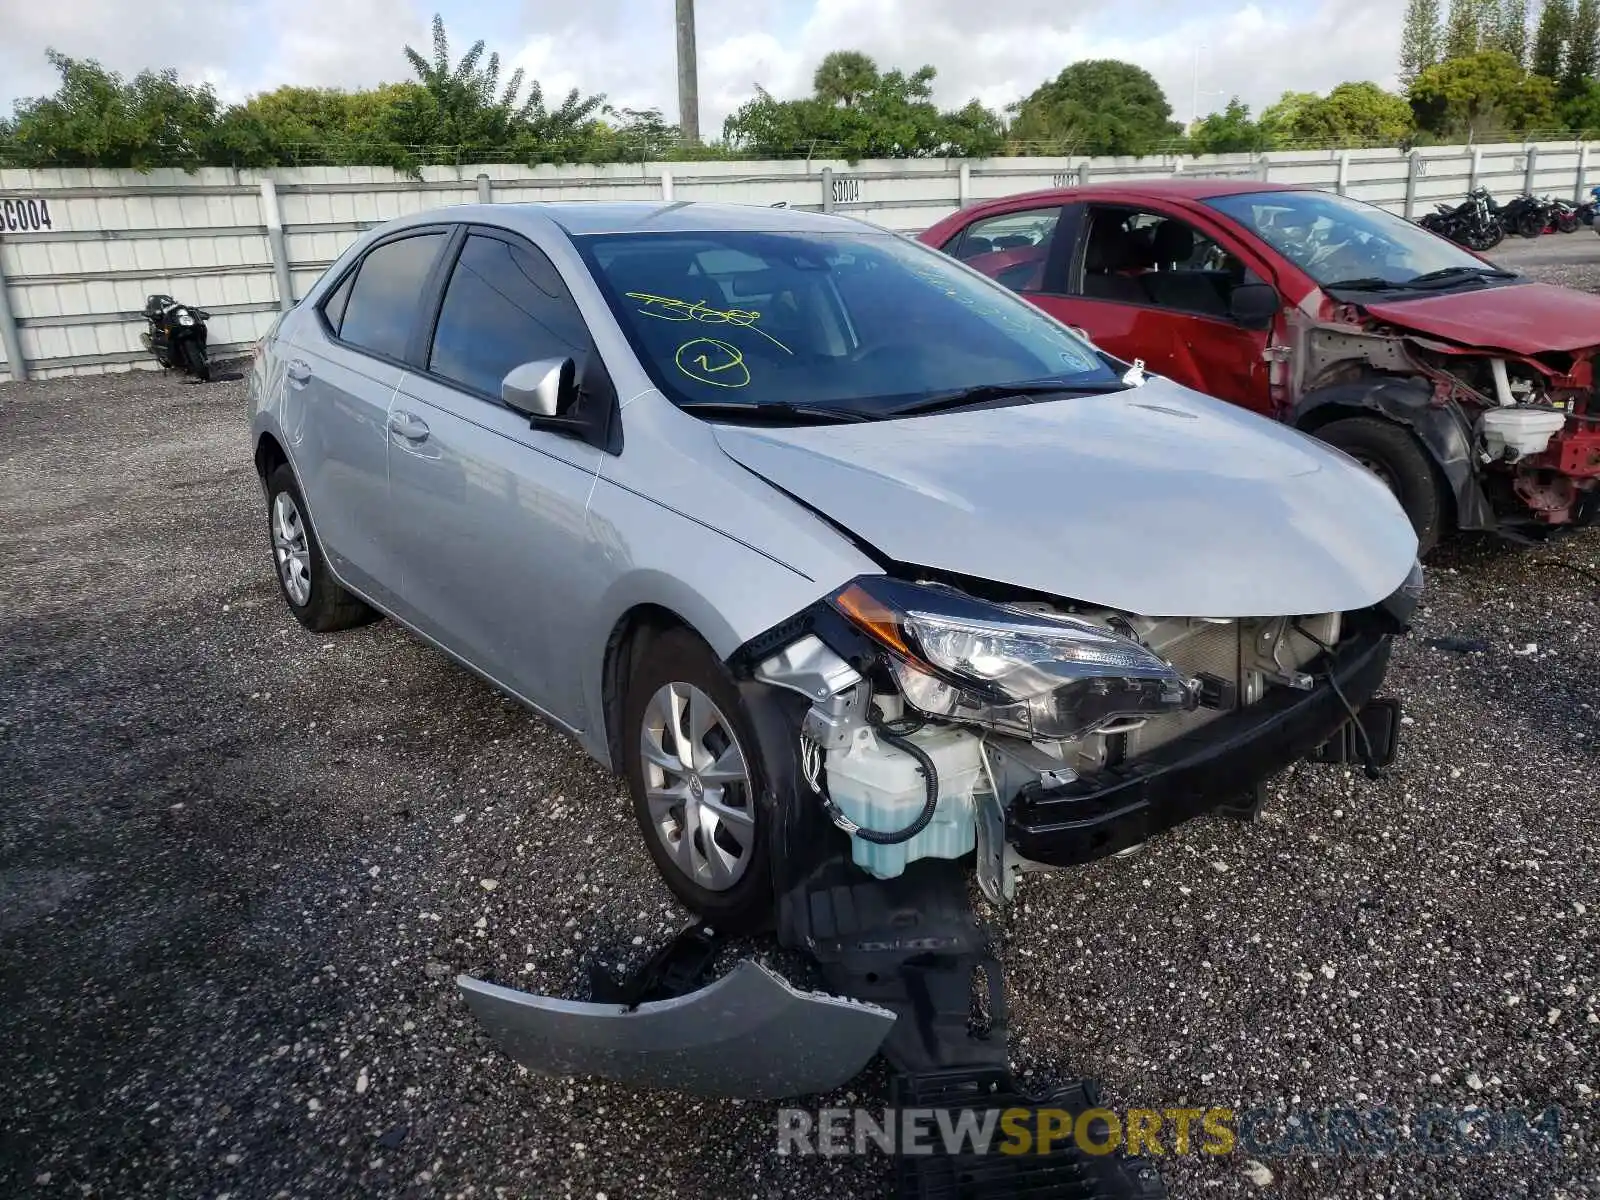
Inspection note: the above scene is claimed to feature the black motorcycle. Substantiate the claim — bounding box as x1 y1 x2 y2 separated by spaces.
1419 187 1504 250
1498 193 1555 238
141 294 211 382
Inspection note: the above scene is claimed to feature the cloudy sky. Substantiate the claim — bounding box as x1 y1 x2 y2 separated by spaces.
2 0 1406 133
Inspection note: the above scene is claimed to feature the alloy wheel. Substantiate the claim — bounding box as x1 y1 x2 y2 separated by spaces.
639 682 756 892
272 491 312 606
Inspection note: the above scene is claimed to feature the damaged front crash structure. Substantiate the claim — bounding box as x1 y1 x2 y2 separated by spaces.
456 573 1413 1198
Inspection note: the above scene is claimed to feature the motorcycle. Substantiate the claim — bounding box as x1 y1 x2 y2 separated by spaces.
1550 197 1586 234
141 294 211 382
1419 186 1504 250
1498 192 1557 238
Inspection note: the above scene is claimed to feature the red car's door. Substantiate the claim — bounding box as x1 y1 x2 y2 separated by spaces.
1027 201 1278 416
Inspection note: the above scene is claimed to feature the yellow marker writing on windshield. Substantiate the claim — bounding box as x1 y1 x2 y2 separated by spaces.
675 338 751 388
627 293 792 354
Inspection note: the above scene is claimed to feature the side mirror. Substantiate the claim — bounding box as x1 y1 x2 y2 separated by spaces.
1229 282 1279 330
502 358 577 419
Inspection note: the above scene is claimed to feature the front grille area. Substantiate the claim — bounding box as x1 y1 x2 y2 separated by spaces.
1127 620 1241 758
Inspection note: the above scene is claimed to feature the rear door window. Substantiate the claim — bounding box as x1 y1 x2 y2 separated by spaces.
428 233 591 400
337 232 448 361
950 206 1063 293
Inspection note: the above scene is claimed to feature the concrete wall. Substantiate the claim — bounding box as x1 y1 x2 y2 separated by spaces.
0 140 1595 380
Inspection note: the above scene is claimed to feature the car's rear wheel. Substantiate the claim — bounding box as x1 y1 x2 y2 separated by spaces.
622 628 773 932
1313 416 1445 555
265 463 380 632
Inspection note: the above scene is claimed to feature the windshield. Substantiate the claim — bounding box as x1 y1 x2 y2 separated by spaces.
576 229 1118 418
1205 190 1498 291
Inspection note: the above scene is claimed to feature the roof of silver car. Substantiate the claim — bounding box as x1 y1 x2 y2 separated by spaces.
521 201 873 236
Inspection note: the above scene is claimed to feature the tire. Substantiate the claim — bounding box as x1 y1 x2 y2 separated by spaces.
181 338 211 382
1517 212 1545 238
1473 222 1504 250
1313 416 1446 556
264 463 380 633
622 627 773 933
1557 212 1581 234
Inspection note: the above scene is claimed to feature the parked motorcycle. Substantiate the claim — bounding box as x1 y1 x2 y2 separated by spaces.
1498 193 1557 238
1419 187 1504 250
141 294 211 382
1550 197 1586 233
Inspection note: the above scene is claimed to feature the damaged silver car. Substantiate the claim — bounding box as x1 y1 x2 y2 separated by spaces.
249 201 1421 1119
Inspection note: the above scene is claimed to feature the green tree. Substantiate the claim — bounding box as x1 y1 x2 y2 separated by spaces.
1284 82 1416 146
1532 0 1573 78
724 61 1001 159
813 51 879 108
1560 77 1600 130
1401 0 1444 87
1008 60 1183 155
1186 98 1265 153
1445 0 1493 57
7 50 221 170
402 13 606 160
1411 48 1558 137
1258 91 1322 145
1565 0 1600 96
1486 0 1531 62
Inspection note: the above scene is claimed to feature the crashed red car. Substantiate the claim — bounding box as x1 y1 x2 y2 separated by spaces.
921 180 1600 551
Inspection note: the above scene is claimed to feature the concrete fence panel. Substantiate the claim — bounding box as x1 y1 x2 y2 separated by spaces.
1 140 1597 380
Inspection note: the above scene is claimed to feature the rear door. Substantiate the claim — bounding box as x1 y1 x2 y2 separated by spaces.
1030 202 1277 415
285 228 450 601
386 228 606 725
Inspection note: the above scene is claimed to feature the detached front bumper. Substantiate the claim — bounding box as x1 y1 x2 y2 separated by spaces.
1006 631 1394 866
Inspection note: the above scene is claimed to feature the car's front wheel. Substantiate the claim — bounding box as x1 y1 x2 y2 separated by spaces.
264 463 380 632
622 628 773 932
1313 416 1446 555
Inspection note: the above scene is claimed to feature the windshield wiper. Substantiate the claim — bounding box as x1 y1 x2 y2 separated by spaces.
676 400 870 424
884 379 1130 419
1326 265 1519 293
1403 265 1518 286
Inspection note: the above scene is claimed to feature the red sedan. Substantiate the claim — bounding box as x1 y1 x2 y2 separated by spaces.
921 180 1600 551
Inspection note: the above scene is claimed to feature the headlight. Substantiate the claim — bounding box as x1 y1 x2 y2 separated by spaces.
829 577 1195 740
176 309 195 326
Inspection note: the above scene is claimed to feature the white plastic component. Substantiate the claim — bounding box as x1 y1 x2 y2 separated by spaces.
825 724 983 879
1480 407 1567 460
1489 357 1513 407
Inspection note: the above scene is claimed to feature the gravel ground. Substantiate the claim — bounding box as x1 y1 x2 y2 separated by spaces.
2 243 1598 1200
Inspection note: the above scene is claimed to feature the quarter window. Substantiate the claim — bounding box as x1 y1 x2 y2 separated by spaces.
337 232 447 360
429 234 590 399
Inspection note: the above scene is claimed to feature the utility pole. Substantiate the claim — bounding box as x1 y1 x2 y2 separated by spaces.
676 0 701 146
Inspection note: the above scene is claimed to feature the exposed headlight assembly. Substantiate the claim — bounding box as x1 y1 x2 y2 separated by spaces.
176 308 196 326
829 577 1196 741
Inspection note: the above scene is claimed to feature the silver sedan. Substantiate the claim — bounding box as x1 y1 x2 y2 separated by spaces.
249 200 1419 938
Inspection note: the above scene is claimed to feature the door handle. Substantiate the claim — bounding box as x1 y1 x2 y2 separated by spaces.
388 411 431 442
286 360 312 385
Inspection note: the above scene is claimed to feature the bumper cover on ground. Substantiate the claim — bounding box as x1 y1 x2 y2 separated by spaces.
1007 632 1393 866
457 958 895 1100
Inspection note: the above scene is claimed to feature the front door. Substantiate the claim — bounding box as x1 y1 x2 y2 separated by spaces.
1032 203 1276 416
386 229 605 725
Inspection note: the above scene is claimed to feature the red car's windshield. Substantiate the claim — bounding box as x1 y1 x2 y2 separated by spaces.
1206 190 1503 292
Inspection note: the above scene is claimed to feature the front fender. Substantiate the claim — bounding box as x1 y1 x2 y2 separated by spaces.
1294 378 1494 532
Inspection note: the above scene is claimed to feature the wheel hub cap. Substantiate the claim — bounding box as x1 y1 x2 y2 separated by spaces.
272 491 312 607
640 682 755 893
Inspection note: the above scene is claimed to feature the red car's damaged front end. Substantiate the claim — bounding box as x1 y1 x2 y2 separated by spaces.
1333 282 1600 531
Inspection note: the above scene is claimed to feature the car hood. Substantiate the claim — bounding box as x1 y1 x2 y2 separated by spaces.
712 380 1418 618
1359 281 1600 355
